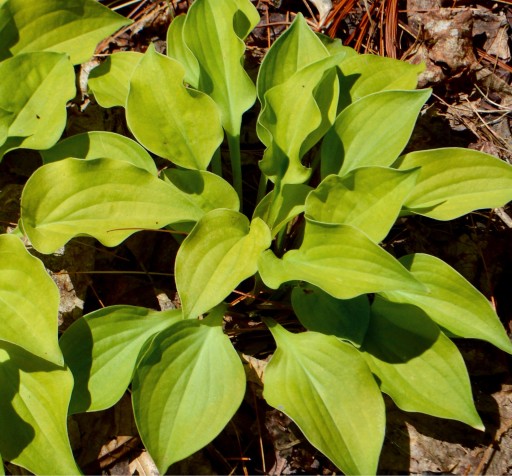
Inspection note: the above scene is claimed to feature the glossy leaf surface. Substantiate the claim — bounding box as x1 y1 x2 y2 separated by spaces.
0 234 62 365
381 253 512 354
60 306 182 414
133 310 246 472
258 221 425 299
397 148 512 220
306 167 419 242
127 45 223 170
40 131 157 175
0 342 79 475
321 89 431 177
264 321 385 475
176 209 271 318
363 297 484 429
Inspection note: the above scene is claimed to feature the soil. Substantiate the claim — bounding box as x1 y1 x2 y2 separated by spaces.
1 0 511 474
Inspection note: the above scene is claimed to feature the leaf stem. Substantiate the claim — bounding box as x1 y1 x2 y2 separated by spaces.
227 133 243 205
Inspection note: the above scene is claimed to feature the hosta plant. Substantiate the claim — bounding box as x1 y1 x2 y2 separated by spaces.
1 0 512 474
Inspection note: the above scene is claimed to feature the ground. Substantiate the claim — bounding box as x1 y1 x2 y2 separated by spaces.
1 0 511 474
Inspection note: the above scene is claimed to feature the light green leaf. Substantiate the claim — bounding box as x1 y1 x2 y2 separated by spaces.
132 309 246 473
182 0 259 136
0 0 130 64
88 51 143 108
253 183 311 236
20 158 209 254
306 167 420 242
316 33 357 57
264 321 385 475
321 89 431 177
0 52 75 158
396 148 512 220
127 45 223 170
337 55 425 110
0 234 62 365
257 13 329 107
0 342 80 475
291 283 370 347
60 305 182 414
380 253 512 354
362 297 484 430
40 131 157 175
166 14 199 87
163 168 240 214
176 209 271 318
258 54 344 184
258 220 425 299
0 107 13 145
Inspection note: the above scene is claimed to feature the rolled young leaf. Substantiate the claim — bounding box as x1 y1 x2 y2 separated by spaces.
264 320 385 475
132 309 246 473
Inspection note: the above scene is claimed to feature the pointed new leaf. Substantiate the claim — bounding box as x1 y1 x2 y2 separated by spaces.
60 306 182 414
337 55 425 110
132 310 246 473
396 148 512 220
88 51 143 108
381 253 512 354
40 131 157 174
306 167 420 242
264 321 385 475
291 283 370 347
182 0 259 136
0 52 75 158
127 45 223 170
321 89 431 177
166 14 199 87
258 220 425 299
0 234 62 365
363 297 484 429
0 0 130 64
21 158 210 254
0 342 79 475
176 209 271 318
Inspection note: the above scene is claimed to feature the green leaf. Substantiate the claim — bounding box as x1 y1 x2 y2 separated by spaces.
0 234 62 365
166 14 199 87
132 309 246 473
0 342 80 475
88 51 143 108
258 54 344 184
40 131 157 175
362 297 484 430
0 52 75 158
182 0 259 137
20 158 210 254
162 168 240 214
258 220 425 299
253 183 312 236
176 209 271 318
337 55 425 111
127 45 223 170
291 283 370 347
0 0 131 64
316 33 357 57
306 167 420 242
380 253 512 354
257 13 329 107
60 305 182 414
396 148 512 220
264 321 385 475
321 89 431 177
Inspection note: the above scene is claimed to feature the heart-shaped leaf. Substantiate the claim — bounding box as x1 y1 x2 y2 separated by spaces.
166 14 199 87
258 220 425 299
132 309 246 473
264 321 385 475
0 234 62 365
60 305 182 414
362 297 484 430
176 209 271 318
